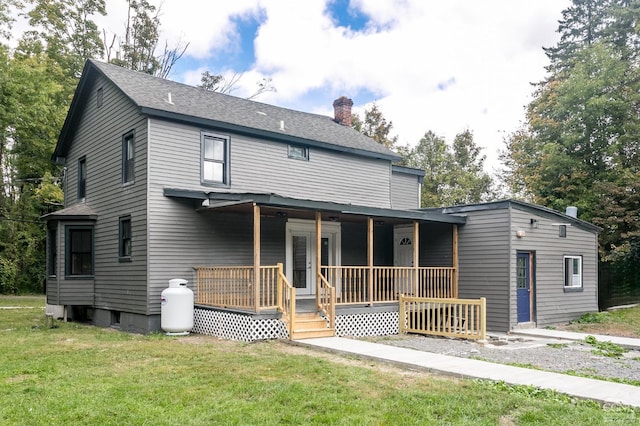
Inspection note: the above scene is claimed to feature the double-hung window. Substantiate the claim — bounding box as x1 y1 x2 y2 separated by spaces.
66 227 94 276
201 133 229 185
563 255 582 289
122 131 135 184
119 216 132 260
78 157 86 199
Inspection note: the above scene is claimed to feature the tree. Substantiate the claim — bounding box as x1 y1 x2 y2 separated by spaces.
23 0 106 78
351 103 398 149
106 0 187 78
0 49 67 293
198 70 276 100
402 130 494 207
501 0 640 304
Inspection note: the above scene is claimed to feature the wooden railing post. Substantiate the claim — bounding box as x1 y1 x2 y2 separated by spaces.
453 224 459 298
480 297 487 341
413 221 419 296
399 294 406 333
315 212 322 309
368 217 374 305
253 204 261 312
277 263 284 312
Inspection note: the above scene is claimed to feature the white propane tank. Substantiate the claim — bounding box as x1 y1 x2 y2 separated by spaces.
161 278 194 335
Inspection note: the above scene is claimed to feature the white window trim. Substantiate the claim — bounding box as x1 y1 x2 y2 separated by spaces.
563 255 583 288
201 132 230 187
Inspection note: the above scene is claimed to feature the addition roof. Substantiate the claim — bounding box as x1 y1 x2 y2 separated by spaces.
423 199 601 233
53 59 401 162
164 188 466 225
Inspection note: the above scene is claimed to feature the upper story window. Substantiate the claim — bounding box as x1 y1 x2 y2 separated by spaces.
288 145 309 161
77 157 86 200
66 226 94 276
563 255 582 289
119 216 132 260
201 133 229 186
122 131 135 184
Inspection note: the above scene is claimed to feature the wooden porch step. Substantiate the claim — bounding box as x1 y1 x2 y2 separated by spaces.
291 312 335 340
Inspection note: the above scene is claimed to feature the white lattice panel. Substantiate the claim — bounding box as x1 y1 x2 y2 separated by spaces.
336 311 399 337
193 308 288 342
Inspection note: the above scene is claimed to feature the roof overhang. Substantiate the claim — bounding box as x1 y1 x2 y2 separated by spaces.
41 203 98 221
164 188 466 225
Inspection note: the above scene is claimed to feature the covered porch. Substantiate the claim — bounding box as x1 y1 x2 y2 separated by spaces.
165 189 466 340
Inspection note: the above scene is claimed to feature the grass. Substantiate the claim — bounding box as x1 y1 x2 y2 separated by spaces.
562 305 640 337
584 335 628 358
1 296 640 425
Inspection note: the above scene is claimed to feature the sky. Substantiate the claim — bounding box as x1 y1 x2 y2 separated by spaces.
28 0 572 172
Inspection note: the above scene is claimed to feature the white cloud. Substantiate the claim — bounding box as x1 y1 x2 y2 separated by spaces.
11 0 570 172
111 0 571 170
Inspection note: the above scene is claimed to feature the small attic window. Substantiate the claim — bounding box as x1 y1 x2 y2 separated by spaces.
97 87 103 108
288 145 309 161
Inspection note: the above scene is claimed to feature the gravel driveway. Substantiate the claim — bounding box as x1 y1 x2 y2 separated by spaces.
365 333 640 383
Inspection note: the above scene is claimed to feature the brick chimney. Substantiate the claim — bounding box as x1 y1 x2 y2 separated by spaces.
333 96 354 126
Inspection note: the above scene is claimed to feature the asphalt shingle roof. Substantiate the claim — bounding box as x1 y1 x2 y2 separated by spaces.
68 60 399 161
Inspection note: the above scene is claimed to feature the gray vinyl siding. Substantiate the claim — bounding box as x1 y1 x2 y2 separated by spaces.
61 75 148 313
145 193 285 315
391 171 419 209
420 223 453 267
509 207 598 327
47 220 95 305
456 209 511 331
148 119 392 208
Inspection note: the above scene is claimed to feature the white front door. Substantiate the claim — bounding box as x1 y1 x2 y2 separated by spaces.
394 226 414 266
286 219 341 297
291 230 312 295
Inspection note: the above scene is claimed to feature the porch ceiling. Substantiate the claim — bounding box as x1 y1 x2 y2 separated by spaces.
164 188 466 225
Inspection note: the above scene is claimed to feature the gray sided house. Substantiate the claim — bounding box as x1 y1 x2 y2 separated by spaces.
45 59 466 337
44 60 600 339
431 200 601 331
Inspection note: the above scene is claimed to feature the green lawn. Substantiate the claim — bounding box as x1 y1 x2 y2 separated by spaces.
560 304 640 338
1 296 638 425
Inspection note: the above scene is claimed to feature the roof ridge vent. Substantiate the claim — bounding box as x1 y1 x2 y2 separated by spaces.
165 92 174 105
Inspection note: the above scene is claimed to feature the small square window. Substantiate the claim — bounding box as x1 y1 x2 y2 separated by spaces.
122 131 135 184
288 145 309 160
119 217 132 259
77 157 86 200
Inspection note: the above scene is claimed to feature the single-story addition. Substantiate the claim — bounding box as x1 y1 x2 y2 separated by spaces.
428 200 601 331
42 59 600 340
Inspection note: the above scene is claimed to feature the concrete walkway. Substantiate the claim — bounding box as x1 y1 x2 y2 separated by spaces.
512 328 640 350
296 335 640 408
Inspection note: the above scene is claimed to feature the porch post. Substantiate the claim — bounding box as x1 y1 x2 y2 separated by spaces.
315 212 322 307
253 203 261 312
413 221 419 296
453 224 459 298
368 217 374 305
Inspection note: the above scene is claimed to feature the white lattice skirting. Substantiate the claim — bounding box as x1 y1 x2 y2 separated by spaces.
194 308 399 341
336 311 399 337
193 308 288 342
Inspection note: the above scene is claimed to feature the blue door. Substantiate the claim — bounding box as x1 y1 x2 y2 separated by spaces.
516 252 531 323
